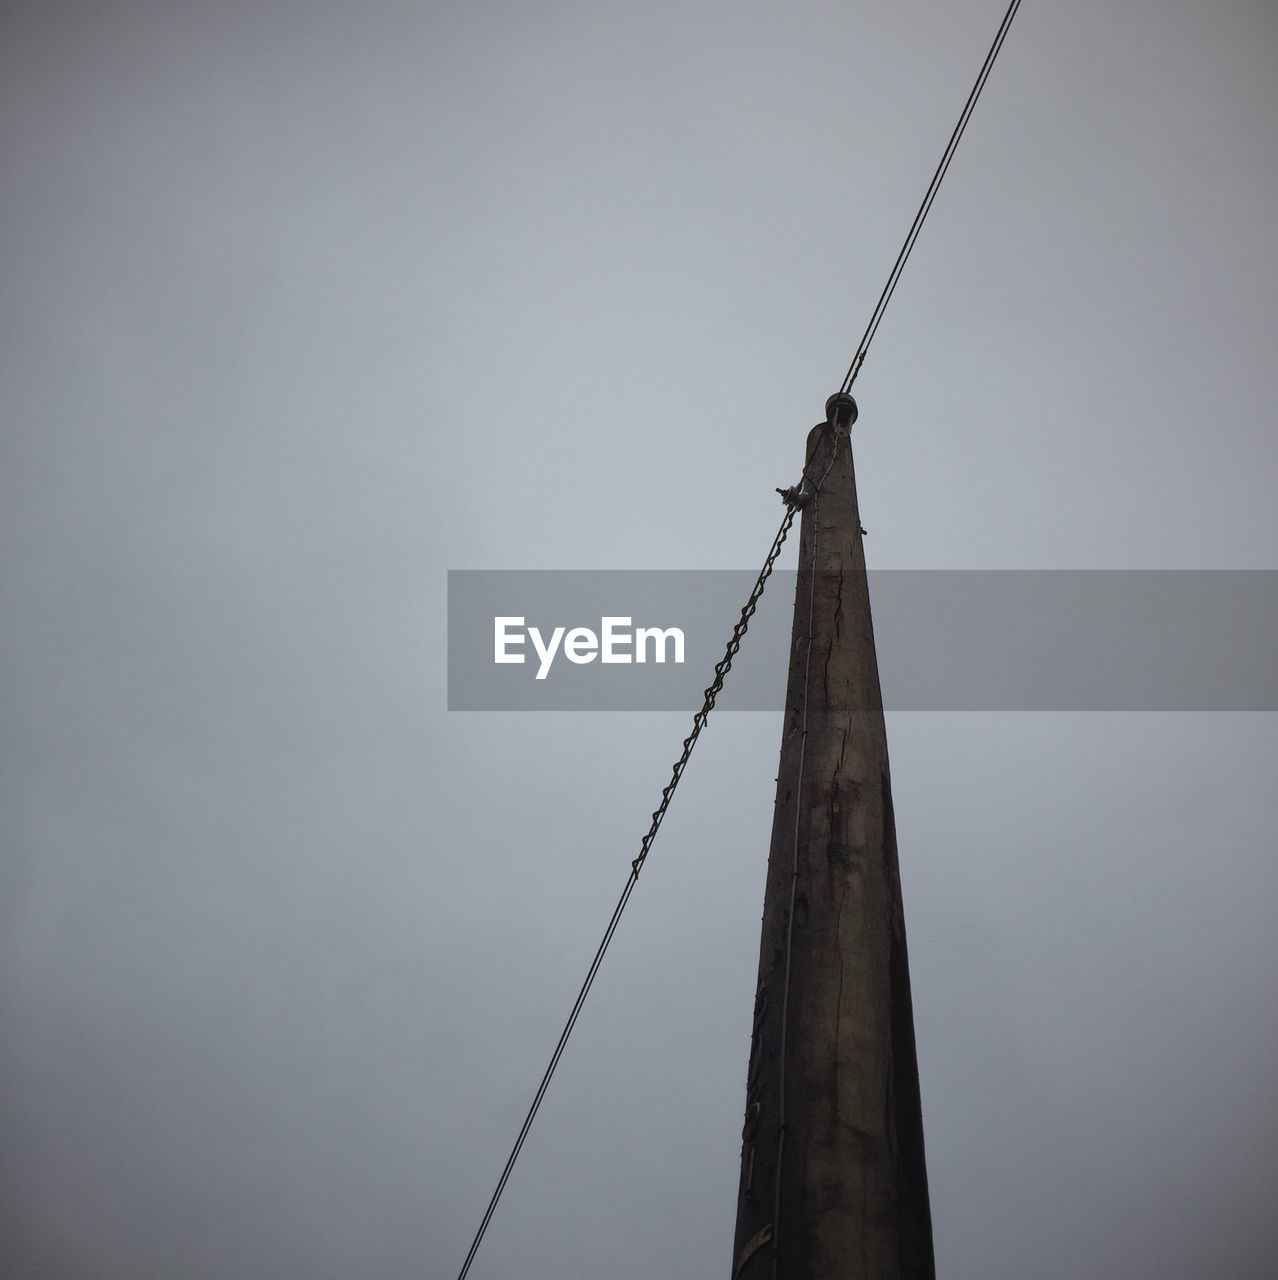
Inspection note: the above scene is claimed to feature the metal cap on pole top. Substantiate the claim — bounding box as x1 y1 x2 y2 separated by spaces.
825 391 859 430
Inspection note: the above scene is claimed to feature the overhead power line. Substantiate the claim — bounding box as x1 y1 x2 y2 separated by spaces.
454 441 845 1280
840 0 1024 394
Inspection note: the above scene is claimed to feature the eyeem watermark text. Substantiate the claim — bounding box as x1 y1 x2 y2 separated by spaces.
449 570 1278 710
494 616 686 680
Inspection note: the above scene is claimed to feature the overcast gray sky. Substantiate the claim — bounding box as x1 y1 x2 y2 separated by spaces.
3 1 1277 1277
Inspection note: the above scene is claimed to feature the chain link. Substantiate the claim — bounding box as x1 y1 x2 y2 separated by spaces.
632 424 845 877
631 503 794 874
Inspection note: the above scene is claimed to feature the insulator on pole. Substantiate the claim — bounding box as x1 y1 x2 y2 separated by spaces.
824 391 859 430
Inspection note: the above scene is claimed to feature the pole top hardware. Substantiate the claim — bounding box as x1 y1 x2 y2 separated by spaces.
825 391 859 429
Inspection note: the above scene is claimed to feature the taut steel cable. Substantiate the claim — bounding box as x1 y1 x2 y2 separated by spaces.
840 0 1024 393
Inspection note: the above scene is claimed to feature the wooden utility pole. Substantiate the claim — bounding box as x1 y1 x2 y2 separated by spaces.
733 394 934 1279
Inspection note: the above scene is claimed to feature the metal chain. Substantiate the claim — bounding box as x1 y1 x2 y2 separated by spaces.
633 427 848 876
632 505 792 873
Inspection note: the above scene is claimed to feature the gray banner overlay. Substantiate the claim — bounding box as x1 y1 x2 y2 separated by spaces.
447 571 1278 711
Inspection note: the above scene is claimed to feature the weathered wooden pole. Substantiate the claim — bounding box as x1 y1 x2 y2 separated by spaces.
732 394 934 1279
